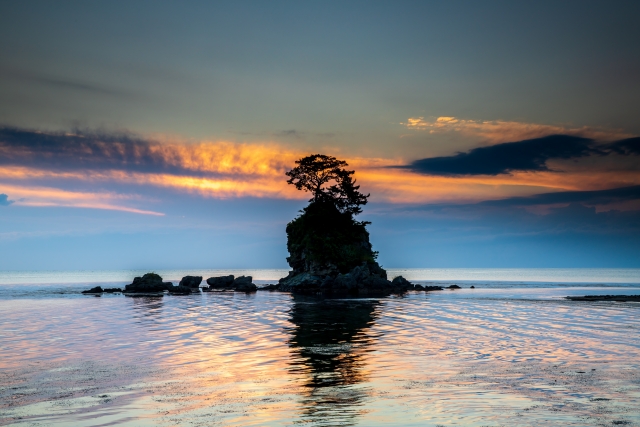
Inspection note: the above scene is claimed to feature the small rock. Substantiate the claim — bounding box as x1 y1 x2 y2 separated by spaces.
470 285 475 289
391 276 414 290
179 276 203 288
234 276 257 292
448 284 461 289
82 286 103 294
103 288 122 293
125 273 171 293
258 284 279 291
206 275 235 288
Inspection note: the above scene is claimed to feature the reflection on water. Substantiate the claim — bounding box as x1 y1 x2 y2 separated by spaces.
0 289 639 426
287 297 381 425
131 296 164 318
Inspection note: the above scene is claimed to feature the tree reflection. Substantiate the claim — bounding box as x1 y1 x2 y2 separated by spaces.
287 295 382 426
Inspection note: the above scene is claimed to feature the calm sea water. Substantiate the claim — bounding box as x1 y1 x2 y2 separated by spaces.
1 269 639 426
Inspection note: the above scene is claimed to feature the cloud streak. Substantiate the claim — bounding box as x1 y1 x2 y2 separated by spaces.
1 183 163 215
401 116 633 143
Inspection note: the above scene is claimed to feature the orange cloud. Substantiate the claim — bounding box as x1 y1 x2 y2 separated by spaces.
401 116 633 143
2 130 639 213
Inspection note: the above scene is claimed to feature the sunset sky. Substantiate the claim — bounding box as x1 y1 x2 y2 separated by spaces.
1 0 639 269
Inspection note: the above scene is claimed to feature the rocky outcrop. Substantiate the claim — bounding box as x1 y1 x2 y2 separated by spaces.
278 200 443 296
125 273 172 293
179 276 202 288
278 262 423 296
123 272 192 295
203 275 257 292
233 276 257 292
206 275 235 288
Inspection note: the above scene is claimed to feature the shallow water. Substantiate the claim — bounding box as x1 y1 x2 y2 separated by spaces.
1 270 639 426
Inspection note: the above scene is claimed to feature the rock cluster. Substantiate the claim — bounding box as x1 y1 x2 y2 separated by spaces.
120 273 191 295
204 275 257 292
82 273 258 296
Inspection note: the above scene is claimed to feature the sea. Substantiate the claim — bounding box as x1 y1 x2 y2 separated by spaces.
0 268 639 426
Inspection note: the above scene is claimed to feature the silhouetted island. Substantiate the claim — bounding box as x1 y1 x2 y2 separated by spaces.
82 155 444 297
274 154 441 296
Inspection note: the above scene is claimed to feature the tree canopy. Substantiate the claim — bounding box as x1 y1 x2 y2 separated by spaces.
285 154 369 215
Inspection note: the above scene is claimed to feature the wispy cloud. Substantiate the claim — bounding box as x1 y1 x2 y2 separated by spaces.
1 184 163 215
401 116 633 143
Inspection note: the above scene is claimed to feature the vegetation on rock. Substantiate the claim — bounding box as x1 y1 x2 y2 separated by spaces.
285 155 379 276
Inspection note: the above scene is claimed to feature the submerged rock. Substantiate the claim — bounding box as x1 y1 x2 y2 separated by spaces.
168 285 192 295
179 276 202 288
103 288 122 293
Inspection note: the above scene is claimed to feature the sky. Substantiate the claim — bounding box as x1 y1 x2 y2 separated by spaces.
1 0 639 270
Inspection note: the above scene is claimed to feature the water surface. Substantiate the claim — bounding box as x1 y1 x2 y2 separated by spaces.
1 269 639 426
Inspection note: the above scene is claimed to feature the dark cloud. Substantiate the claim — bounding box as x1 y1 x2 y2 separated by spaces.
0 194 14 206
607 137 640 156
404 135 593 176
0 127 200 176
403 135 639 176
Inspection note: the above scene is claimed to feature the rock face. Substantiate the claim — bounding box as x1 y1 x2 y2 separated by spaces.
204 275 257 292
179 276 202 288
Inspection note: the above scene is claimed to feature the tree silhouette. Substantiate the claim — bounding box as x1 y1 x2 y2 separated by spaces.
286 154 369 216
